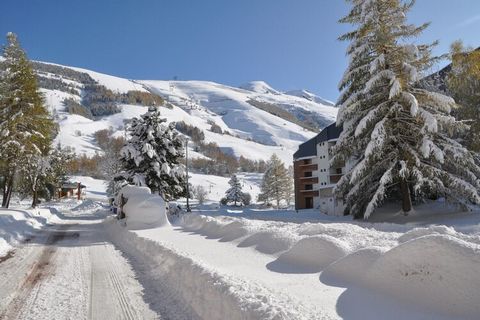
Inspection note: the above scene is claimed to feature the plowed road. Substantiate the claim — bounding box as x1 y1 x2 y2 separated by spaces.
0 211 158 320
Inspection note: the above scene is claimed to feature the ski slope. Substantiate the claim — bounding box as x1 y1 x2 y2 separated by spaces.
35 61 337 164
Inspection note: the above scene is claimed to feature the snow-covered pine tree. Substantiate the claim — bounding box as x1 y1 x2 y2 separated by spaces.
333 0 480 219
447 41 480 152
225 174 243 206
258 154 293 208
119 106 186 201
0 32 54 208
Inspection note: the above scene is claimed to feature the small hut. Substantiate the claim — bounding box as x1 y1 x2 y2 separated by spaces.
59 182 86 200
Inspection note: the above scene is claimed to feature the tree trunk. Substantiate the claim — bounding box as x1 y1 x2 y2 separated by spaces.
400 178 412 214
31 189 38 208
2 174 13 208
1 183 7 208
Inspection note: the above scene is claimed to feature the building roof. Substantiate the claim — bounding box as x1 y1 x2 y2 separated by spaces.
293 122 343 160
62 182 86 189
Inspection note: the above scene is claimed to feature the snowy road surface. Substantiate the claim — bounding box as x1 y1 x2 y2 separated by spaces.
0 206 158 320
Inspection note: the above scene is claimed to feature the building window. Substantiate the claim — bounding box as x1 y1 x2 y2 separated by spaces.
305 184 313 190
304 171 312 177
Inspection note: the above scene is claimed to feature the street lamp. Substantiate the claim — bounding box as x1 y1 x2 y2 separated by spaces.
185 137 191 212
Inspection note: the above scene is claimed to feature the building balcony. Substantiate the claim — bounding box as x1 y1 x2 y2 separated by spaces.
299 177 318 184
299 190 319 197
329 175 343 184
298 163 318 171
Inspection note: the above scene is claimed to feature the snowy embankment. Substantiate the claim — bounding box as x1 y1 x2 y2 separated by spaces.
107 220 316 320
0 207 55 258
109 209 480 319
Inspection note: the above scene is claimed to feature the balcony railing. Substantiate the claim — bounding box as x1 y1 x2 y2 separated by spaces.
329 175 342 184
299 177 318 184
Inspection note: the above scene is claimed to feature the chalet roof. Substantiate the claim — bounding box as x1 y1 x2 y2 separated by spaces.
61 182 86 189
293 122 343 160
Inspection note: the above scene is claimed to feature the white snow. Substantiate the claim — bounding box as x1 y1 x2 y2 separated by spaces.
36 62 337 167
284 89 335 106
116 185 169 230
69 175 108 200
104 202 480 319
0 206 54 257
1 196 479 319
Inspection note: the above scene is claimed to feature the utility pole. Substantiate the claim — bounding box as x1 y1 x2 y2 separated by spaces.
185 138 191 212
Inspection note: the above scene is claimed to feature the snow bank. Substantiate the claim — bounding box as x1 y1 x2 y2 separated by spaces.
238 231 296 254
177 211 480 318
123 194 169 230
115 185 151 205
364 234 480 318
321 247 387 286
269 235 350 273
115 185 169 230
106 220 316 320
182 214 249 242
0 208 55 258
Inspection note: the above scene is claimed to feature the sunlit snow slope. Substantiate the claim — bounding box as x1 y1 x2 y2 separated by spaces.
37 61 337 164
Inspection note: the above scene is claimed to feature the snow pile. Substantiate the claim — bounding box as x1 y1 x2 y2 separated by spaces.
177 211 480 318
269 235 350 273
363 235 480 318
115 185 151 205
0 208 55 258
117 185 169 230
106 220 318 320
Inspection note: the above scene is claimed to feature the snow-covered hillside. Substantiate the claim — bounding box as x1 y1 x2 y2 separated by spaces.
36 61 337 165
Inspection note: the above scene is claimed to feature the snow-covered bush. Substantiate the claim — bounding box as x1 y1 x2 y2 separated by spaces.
193 185 208 205
116 185 169 230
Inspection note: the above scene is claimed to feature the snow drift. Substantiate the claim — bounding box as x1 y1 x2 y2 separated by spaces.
269 235 350 273
106 220 316 320
177 212 480 318
364 234 480 319
117 185 169 230
0 208 55 258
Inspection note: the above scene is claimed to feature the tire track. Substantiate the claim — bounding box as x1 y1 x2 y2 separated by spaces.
0 227 78 320
89 244 155 320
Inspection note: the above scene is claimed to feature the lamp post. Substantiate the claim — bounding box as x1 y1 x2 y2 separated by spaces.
185 138 191 212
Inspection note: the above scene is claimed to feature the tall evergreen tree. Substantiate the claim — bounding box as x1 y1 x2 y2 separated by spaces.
447 42 480 152
119 106 186 201
258 154 293 208
225 174 243 206
0 32 54 208
333 0 480 219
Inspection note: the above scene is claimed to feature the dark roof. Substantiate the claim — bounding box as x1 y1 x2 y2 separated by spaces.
62 183 86 189
293 122 343 160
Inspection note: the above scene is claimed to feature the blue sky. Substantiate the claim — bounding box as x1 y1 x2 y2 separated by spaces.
1 0 479 101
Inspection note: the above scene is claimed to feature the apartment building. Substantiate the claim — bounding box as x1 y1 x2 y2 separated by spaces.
293 123 346 215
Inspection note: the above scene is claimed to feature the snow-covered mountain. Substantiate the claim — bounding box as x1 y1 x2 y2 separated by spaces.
284 89 335 106
34 61 337 164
